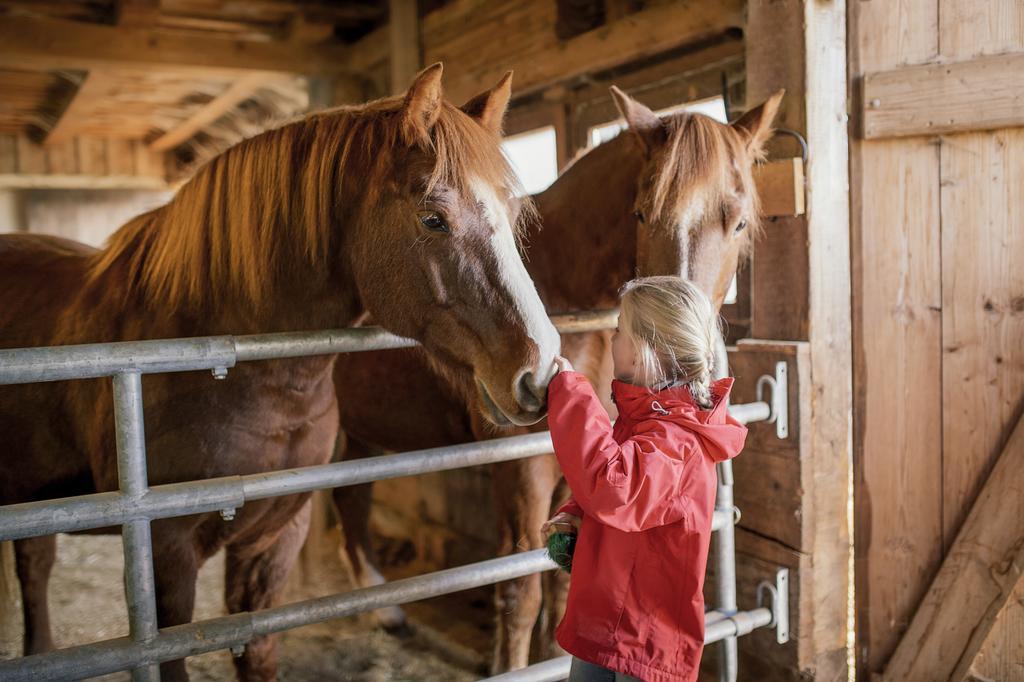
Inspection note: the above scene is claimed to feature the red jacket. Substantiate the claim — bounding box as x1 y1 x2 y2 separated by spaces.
548 371 747 682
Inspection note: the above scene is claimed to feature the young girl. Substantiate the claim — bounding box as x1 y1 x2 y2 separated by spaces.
541 275 748 682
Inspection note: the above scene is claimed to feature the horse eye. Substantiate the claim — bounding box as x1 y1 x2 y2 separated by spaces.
735 219 748 234
419 212 449 233
633 210 645 224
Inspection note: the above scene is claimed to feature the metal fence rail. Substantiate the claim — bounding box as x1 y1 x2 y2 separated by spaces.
0 309 789 681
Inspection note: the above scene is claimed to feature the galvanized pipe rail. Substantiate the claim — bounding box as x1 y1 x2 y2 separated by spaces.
0 309 788 680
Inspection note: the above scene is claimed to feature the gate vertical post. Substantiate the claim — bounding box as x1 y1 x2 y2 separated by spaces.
112 371 161 682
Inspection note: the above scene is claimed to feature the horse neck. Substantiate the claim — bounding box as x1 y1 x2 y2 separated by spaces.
525 135 643 312
82 128 365 338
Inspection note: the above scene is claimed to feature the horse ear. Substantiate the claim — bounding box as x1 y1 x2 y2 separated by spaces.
610 86 666 156
460 71 513 135
731 90 785 157
402 63 445 144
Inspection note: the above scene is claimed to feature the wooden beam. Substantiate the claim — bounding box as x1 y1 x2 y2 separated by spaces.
746 1 852 680
883 413 1024 681
754 157 805 217
149 73 278 152
436 0 744 104
862 52 1024 139
389 0 420 95
43 72 120 146
0 174 171 190
116 0 160 28
0 134 169 188
0 14 358 77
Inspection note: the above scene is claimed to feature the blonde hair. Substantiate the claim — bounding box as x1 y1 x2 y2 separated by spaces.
618 276 720 408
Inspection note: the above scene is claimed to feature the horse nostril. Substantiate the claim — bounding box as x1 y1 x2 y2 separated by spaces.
514 371 545 412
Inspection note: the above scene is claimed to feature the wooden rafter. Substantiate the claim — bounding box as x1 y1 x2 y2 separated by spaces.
883 413 1024 681
436 0 744 104
149 73 279 152
0 14 358 77
43 72 118 146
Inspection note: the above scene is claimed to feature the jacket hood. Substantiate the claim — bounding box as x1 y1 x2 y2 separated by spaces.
611 377 746 462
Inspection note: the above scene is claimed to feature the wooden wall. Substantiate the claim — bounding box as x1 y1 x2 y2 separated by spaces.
849 0 1024 678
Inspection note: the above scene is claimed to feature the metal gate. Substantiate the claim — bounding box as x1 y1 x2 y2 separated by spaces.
0 310 789 681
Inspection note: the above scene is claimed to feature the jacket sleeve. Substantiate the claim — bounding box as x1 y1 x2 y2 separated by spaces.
555 496 584 518
546 371 694 533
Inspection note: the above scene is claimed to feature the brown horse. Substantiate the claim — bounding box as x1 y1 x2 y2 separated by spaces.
329 87 783 671
0 64 562 680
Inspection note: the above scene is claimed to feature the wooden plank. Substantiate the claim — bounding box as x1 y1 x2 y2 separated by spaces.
44 72 119 146
388 0 420 95
882 413 1024 681
729 340 809 553
939 0 1024 59
0 135 16 174
15 136 46 175
434 0 744 104
132 140 165 179
44 140 77 175
106 138 135 176
754 158 804 217
852 138 943 674
940 130 1024 553
116 0 161 27
75 136 108 176
0 14 358 77
937 6 1024 676
0 173 171 190
750 216 809 340
700 527 804 681
848 0 941 676
746 2 851 680
969 577 1024 681
862 53 1024 139
149 73 277 151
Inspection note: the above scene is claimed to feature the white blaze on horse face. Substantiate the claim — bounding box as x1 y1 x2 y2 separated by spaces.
471 177 560 381
673 195 707 279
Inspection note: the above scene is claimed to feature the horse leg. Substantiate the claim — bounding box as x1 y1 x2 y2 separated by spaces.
491 454 560 673
331 435 407 632
150 526 200 682
226 499 311 682
13 535 56 655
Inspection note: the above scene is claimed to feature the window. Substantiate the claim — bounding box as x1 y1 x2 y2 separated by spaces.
501 125 558 196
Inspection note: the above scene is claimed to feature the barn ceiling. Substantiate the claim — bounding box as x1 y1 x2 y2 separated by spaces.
0 0 395 167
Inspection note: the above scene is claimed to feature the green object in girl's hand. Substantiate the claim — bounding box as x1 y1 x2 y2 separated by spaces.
546 531 577 573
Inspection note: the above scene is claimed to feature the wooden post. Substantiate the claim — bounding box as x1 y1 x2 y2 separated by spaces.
388 0 420 95
745 1 852 679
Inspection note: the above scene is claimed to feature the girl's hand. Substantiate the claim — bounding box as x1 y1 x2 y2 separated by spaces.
553 356 574 374
541 512 581 536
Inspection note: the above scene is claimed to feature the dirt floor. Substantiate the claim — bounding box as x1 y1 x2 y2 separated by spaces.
10 529 495 681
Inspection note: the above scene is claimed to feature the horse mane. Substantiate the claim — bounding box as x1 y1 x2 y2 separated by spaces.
87 95 529 313
643 112 763 254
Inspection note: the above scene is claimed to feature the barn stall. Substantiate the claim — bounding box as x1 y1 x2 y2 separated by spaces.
0 1 1020 681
